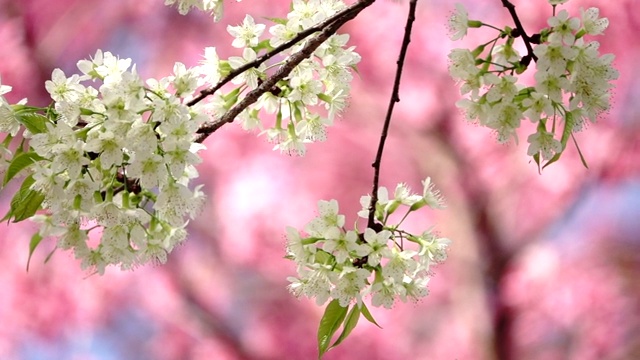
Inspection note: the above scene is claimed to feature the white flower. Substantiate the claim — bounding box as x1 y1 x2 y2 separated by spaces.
383 248 418 283
401 275 430 303
85 129 125 169
127 152 167 189
419 236 451 264
527 129 562 161
522 91 555 122
198 47 221 85
331 266 370 307
580 7 608 36
0 100 20 137
227 15 265 49
51 139 89 180
0 76 12 95
273 125 307 156
534 70 569 103
229 48 264 90
288 263 334 306
288 0 326 30
371 278 404 309
485 75 519 103
486 102 523 144
448 3 469 41
533 43 578 76
363 228 392 267
322 230 367 264
548 10 580 45
357 186 390 219
45 69 83 102
269 23 298 48
289 70 323 106
448 49 480 82
95 52 132 84
170 62 200 97
296 114 331 142
421 177 445 210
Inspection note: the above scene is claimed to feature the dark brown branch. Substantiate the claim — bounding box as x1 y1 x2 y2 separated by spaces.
367 0 418 228
186 1 374 108
501 0 538 62
194 0 376 143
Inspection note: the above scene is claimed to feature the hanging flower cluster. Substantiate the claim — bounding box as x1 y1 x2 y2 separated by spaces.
286 178 450 309
448 1 618 168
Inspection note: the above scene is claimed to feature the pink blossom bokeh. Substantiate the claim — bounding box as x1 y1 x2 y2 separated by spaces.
1 0 640 359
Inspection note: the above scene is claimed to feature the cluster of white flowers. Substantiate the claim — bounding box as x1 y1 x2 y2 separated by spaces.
0 77 18 178
448 1 618 166
0 50 208 274
164 0 238 21
286 179 450 309
207 1 361 156
0 0 364 274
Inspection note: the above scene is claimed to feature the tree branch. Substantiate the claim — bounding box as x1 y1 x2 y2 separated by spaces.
501 0 538 62
193 0 377 143
367 0 418 229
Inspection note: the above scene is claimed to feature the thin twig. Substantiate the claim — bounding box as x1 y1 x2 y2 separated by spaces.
367 0 418 229
187 2 371 107
193 0 376 143
501 0 538 62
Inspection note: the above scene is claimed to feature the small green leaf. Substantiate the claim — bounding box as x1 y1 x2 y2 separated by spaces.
317 299 348 359
533 152 541 174
44 247 57 264
4 151 45 185
263 16 288 25
253 39 273 52
16 112 49 134
26 232 43 272
360 302 382 328
571 133 589 169
3 175 45 222
543 112 573 169
330 305 361 349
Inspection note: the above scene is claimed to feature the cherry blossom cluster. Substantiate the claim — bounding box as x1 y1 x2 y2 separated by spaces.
215 2 361 156
0 0 364 274
448 1 618 167
0 51 209 274
164 0 233 21
0 78 17 176
286 178 450 309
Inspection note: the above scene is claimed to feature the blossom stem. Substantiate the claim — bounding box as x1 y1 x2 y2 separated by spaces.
500 0 538 61
367 0 418 229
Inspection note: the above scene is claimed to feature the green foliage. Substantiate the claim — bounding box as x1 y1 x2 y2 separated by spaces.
317 299 348 359
316 300 381 359
2 175 45 223
3 151 45 186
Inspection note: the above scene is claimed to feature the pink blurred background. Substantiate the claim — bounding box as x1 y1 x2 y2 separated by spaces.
1 0 640 359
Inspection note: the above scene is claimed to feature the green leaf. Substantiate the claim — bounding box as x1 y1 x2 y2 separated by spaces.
253 38 274 52
2 175 45 222
571 133 589 169
26 232 43 272
4 151 45 185
360 302 382 328
44 247 57 264
16 112 49 134
542 112 573 170
317 299 348 359
533 152 541 173
263 16 288 25
330 304 360 349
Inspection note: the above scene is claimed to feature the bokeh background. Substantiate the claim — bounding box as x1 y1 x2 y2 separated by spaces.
1 0 640 359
